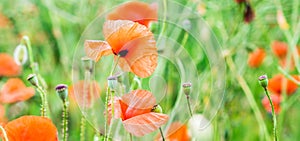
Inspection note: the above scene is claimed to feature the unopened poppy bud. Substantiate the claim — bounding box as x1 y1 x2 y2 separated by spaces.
81 57 94 72
151 104 163 113
14 44 28 65
27 74 39 87
55 84 68 102
258 75 268 88
182 82 192 95
107 76 118 90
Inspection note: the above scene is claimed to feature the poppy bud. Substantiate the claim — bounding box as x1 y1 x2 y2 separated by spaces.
55 84 68 102
258 75 268 88
151 104 163 113
182 82 192 95
244 3 255 23
14 44 28 65
27 74 39 87
107 75 118 90
81 57 94 72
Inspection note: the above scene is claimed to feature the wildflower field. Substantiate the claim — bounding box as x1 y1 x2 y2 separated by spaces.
0 0 300 140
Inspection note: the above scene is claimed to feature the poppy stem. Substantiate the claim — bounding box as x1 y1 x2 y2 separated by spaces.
0 125 8 141
186 95 193 117
62 101 69 141
36 85 49 117
104 87 110 141
262 87 278 141
110 55 120 76
80 116 86 141
129 133 133 141
226 56 271 141
36 87 46 117
159 127 165 141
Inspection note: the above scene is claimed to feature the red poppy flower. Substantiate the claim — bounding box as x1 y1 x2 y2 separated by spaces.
279 58 295 71
68 80 100 108
156 122 190 141
2 116 58 141
262 94 281 114
85 20 158 78
0 53 21 77
271 41 288 59
0 78 35 103
268 74 299 96
107 90 168 136
248 48 266 68
106 1 157 27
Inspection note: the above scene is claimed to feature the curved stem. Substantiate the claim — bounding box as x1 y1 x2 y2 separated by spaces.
263 87 278 141
0 125 8 141
159 127 165 141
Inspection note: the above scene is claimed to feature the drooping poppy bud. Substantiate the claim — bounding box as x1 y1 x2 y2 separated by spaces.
27 74 39 87
14 44 28 65
151 104 163 113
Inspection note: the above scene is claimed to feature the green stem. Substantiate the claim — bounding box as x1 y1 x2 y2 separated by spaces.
186 95 193 117
36 85 49 117
105 56 120 140
0 125 8 141
80 116 86 141
36 87 46 117
263 87 278 141
129 133 133 141
110 56 120 76
159 127 165 141
226 56 271 141
104 87 110 141
62 101 69 141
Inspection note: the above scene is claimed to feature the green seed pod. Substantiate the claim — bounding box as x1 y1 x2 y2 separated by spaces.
182 82 192 95
258 75 268 88
56 84 68 102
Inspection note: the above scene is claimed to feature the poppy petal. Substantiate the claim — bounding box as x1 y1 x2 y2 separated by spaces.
103 20 134 43
119 35 157 78
121 90 156 119
0 53 21 77
84 40 112 62
106 1 158 27
0 78 35 103
69 80 101 108
103 20 158 78
4 116 58 141
106 97 123 124
122 112 168 136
